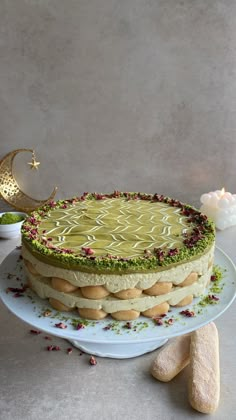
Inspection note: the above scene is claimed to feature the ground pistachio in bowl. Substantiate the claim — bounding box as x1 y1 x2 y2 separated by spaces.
0 212 27 239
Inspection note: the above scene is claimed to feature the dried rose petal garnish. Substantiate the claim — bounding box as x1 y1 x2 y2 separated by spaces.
180 309 195 317
44 336 52 340
55 322 67 329
166 318 174 325
153 318 163 326
167 248 179 257
89 356 97 365
47 345 61 351
13 292 24 298
152 313 167 324
30 329 41 335
47 345 54 351
154 248 165 262
208 294 219 301
6 286 27 294
67 348 73 355
76 323 85 331
81 247 94 256
53 346 61 351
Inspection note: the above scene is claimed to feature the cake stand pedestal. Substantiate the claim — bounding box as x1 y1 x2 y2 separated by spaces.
68 338 168 358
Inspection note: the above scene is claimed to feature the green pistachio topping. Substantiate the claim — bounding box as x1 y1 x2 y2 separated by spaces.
21 192 215 273
0 213 24 224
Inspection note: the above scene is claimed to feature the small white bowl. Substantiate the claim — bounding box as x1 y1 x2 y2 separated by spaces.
0 212 27 239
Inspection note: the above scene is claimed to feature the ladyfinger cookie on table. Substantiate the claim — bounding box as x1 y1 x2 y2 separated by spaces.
188 322 220 414
151 334 191 382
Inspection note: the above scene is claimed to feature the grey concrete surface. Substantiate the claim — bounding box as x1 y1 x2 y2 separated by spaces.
0 1 236 419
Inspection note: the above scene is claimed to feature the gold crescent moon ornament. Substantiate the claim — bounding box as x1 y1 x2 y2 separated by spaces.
0 149 57 213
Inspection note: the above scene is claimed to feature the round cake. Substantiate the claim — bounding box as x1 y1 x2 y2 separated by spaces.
21 192 215 320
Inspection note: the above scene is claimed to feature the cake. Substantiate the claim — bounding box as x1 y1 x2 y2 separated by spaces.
21 192 215 321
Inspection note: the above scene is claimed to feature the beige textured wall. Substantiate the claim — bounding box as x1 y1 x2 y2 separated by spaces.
1 0 236 208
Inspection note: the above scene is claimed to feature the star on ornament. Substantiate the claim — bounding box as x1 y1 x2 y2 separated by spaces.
28 151 40 170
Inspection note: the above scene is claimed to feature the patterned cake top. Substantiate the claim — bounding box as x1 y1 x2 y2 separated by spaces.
21 192 215 273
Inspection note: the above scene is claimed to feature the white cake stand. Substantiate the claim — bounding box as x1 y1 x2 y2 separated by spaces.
0 247 235 358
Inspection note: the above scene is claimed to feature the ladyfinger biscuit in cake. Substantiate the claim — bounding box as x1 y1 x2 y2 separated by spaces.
80 285 110 299
188 322 220 413
142 302 169 318
113 288 142 299
49 297 73 312
78 308 107 320
173 294 193 307
24 260 40 276
111 309 140 321
51 277 78 293
151 334 191 382
179 272 198 287
144 282 172 296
